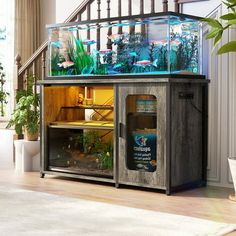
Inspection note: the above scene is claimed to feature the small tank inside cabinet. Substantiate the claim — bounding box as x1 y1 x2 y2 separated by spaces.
47 12 202 77
44 85 114 178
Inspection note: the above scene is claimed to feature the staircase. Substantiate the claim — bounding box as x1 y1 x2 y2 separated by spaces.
14 0 182 91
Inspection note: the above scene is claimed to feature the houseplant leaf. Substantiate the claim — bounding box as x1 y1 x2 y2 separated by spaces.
220 13 236 20
202 18 223 28
217 41 236 54
206 28 221 39
228 19 236 25
214 30 223 46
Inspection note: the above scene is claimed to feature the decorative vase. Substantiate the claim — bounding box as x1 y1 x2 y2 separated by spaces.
228 157 236 202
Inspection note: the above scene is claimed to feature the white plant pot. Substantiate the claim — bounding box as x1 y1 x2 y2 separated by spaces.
228 158 236 202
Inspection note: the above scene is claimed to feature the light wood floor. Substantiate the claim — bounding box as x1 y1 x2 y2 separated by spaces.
0 170 235 235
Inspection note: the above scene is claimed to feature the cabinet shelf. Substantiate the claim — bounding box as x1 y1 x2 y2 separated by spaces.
127 112 156 117
50 120 114 130
61 105 114 110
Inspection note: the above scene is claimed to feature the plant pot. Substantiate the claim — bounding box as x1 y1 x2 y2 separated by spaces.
24 130 39 141
228 157 236 202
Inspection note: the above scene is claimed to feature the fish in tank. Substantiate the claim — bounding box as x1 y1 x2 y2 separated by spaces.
47 12 202 77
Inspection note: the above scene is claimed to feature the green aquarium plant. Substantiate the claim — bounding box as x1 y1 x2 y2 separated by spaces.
73 130 113 170
202 0 236 54
6 75 40 140
0 62 9 116
68 36 94 75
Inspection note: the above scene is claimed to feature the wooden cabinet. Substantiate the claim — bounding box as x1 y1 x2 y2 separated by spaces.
39 75 208 194
117 84 167 190
117 82 208 194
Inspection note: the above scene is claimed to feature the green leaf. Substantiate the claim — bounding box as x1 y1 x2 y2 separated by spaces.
227 0 236 4
228 19 236 25
217 41 236 54
214 30 223 46
201 18 223 28
206 28 221 39
220 13 236 20
222 1 233 7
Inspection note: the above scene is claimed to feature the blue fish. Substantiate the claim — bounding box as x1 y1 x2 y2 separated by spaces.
129 52 137 57
51 41 62 48
83 39 96 45
68 27 78 31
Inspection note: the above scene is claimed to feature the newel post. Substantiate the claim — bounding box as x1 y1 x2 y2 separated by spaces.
13 54 23 150
14 54 22 92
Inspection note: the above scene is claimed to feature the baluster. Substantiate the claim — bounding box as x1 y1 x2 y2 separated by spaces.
163 0 168 12
151 0 155 13
107 0 112 50
118 0 122 34
140 0 144 15
87 3 91 52
32 62 37 95
174 0 179 13
76 13 82 39
96 0 101 51
140 0 145 35
42 51 46 80
24 69 29 91
76 13 82 22
128 0 132 15
129 0 135 35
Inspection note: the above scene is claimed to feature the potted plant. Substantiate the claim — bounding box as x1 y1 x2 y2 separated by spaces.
0 62 9 116
203 0 236 201
6 75 40 141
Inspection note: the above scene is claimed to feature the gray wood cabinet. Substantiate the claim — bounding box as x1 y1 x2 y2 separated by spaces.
39 75 208 195
116 81 208 194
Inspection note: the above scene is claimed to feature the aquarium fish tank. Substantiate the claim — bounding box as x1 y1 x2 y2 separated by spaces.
47 12 202 77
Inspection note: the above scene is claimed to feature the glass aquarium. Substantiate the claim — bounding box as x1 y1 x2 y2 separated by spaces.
47 12 202 77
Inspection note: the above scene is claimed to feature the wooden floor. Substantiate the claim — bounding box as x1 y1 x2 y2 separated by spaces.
0 170 235 235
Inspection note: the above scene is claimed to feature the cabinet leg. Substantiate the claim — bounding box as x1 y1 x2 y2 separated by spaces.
40 172 45 178
115 183 119 188
166 189 171 196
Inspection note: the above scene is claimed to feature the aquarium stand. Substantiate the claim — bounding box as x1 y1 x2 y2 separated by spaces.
39 75 208 195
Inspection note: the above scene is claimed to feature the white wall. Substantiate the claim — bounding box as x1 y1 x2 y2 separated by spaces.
182 0 236 189
56 0 83 23
182 0 221 17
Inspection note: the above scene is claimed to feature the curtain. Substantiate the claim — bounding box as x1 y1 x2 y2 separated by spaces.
15 0 41 64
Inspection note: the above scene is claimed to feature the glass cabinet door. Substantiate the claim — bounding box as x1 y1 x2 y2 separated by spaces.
126 95 157 172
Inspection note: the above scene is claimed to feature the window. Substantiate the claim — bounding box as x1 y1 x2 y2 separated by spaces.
0 0 14 120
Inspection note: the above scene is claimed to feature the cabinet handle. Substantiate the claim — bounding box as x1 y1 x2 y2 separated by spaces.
119 122 125 138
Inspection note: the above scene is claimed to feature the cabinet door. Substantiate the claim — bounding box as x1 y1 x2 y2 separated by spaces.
117 84 167 189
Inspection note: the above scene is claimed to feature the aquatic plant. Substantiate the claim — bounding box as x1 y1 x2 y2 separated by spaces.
116 33 152 74
151 43 168 71
172 34 198 72
68 36 94 75
71 130 113 170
